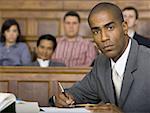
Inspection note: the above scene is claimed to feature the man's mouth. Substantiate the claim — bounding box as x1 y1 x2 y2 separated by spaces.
103 45 113 51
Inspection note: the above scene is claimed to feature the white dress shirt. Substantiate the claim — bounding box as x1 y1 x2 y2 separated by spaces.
128 31 135 39
111 39 131 98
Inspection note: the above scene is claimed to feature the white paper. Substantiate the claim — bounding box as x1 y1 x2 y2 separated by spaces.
0 93 16 111
16 101 39 113
40 107 91 113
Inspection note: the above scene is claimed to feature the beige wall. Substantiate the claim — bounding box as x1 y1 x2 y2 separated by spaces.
0 0 149 50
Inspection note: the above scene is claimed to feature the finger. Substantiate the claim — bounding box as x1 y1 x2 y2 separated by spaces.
59 93 70 103
55 94 69 107
55 96 69 107
59 93 75 107
66 95 75 105
59 93 69 102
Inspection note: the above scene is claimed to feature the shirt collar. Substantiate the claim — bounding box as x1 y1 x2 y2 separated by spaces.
2 42 17 48
62 35 82 42
128 31 135 38
37 58 50 67
111 39 131 77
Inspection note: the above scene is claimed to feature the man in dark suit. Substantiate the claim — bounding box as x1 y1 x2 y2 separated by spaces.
122 6 150 48
53 2 150 113
28 34 65 67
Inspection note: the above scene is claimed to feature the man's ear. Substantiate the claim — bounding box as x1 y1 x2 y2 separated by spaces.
122 21 128 35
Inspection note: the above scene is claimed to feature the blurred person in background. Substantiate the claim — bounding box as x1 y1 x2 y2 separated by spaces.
122 6 150 48
0 19 31 66
52 11 96 67
27 34 65 67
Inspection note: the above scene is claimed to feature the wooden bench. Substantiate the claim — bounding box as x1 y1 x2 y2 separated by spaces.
0 66 91 106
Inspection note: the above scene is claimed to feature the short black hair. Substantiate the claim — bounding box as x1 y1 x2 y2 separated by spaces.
64 11 81 23
88 2 124 25
0 19 22 42
122 6 138 19
37 34 57 51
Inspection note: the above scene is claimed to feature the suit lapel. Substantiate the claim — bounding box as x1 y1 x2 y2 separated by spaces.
118 39 138 107
105 60 116 104
49 61 51 66
34 61 40 66
119 71 134 107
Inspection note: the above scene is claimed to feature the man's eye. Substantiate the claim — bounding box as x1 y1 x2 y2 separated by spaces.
39 46 44 49
48 48 53 50
93 30 100 35
107 26 114 31
6 30 10 32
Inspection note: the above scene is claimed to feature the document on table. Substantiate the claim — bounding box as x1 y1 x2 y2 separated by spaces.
16 101 39 113
40 107 91 113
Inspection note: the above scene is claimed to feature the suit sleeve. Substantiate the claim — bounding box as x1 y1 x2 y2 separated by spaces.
66 61 101 104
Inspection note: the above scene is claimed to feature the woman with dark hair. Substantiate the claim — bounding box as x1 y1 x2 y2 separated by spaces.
0 19 31 66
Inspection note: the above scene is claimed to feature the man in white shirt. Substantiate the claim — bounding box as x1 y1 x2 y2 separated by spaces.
53 2 150 113
28 34 65 67
122 6 150 48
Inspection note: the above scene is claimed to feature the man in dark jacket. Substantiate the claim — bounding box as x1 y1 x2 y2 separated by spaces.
122 6 150 48
53 2 150 113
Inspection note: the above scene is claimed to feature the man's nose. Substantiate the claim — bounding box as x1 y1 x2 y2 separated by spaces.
42 49 47 55
69 24 74 28
101 29 109 41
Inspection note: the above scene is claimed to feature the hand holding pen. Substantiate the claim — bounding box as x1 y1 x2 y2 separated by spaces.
55 82 75 107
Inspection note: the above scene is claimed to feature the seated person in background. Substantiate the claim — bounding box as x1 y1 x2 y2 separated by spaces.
52 11 96 67
122 6 150 48
27 34 65 67
0 19 31 66
54 2 150 113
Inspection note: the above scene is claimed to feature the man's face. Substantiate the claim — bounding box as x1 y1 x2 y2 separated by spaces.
123 10 137 29
36 39 54 60
64 16 80 38
89 10 128 61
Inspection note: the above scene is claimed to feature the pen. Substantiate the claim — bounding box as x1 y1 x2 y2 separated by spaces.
58 82 67 97
58 82 75 106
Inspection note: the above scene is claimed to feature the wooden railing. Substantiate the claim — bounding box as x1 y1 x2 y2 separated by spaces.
0 66 91 106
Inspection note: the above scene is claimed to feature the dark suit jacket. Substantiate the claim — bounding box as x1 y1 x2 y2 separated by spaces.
27 60 65 67
133 32 150 48
67 39 150 112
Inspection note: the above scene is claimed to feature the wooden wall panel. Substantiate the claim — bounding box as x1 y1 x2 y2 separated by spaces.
136 19 150 38
0 81 8 92
37 19 60 36
17 19 27 36
0 0 63 10
27 19 37 36
18 81 49 106
79 19 92 38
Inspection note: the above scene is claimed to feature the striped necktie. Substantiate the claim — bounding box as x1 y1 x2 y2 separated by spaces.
112 66 122 100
